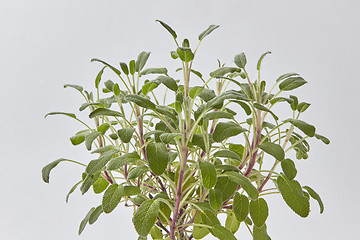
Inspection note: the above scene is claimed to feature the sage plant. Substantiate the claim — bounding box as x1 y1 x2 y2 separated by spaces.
42 20 329 240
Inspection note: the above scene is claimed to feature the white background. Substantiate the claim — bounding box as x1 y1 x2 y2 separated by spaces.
1 0 359 239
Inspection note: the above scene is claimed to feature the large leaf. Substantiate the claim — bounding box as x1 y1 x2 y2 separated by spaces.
234 52 247 68
156 20 177 39
177 47 194 62
233 192 249 222
303 186 324 214
127 165 149 179
209 189 223 210
210 67 238 78
249 198 268 227
89 108 122 118
86 149 118 175
231 100 252 115
42 158 67 183
203 111 234 121
102 184 123 213
285 118 316 137
140 68 168 76
198 24 220 41
258 142 285 161
80 172 100 195
199 161 217 189
281 158 297 180
89 205 103 225
277 175 310 217
156 75 178 91
276 73 299 82
118 128 135 143
213 121 247 142
78 207 95 235
214 176 238 201
135 51 151 72
92 177 109 194
214 150 241 161
85 131 102 151
126 94 156 110
221 171 259 200
142 80 160 95
279 77 307 91
107 152 140 170
198 88 216 102
133 199 160 237
146 142 169 175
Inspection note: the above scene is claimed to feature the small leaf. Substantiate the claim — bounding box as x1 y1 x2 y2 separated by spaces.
314 133 330 145
277 175 310 217
44 112 76 119
214 176 238 201
79 102 103 111
135 51 151 72
142 81 160 95
80 172 100 195
102 184 123 214
92 177 109 194
123 185 141 197
276 72 299 82
42 159 67 183
198 24 220 41
233 192 249 222
129 60 136 75
203 111 234 121
258 142 285 161
189 86 204 99
159 133 182 144
64 84 83 92
234 52 247 68
229 144 245 159
281 158 297 180
210 67 239 78
89 108 122 119
156 76 178 91
156 20 177 39
209 189 223 211
199 161 217 189
107 152 140 170
66 180 83 203
210 225 237 240
253 224 271 240
297 102 311 113
253 103 278 121
213 121 247 142
214 150 241 161
146 142 169 176
303 186 324 214
193 212 210 239
177 47 194 62
86 149 118 175
78 207 95 235
70 134 85 146
198 88 216 102
225 211 240 234
127 94 156 110
133 200 160 237
231 100 252 115
127 165 149 180
289 95 298 110
140 68 168 76
89 205 103 225
285 118 316 137
257 51 271 70
150 226 163 239
120 62 129 75
118 128 135 143
221 171 259 200
250 198 268 227
85 131 102 151
279 77 307 91
91 58 121 76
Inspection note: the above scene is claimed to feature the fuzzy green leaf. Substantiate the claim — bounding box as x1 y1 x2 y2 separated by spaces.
140 68 168 76
133 200 160 237
198 88 216 102
314 133 330 144
127 94 156 110
146 142 169 176
42 159 67 183
221 171 259 200
257 51 271 70
91 58 121 76
177 47 194 62
89 108 122 118
92 177 109 194
198 24 220 41
303 186 324 214
107 152 140 170
118 128 135 143
44 112 76 119
120 62 129 75
231 100 252 115
213 121 247 142
225 211 240 234
279 77 307 91
156 76 178 91
253 103 278 121
129 60 135 75
127 165 149 179
89 205 103 225
85 131 101 151
285 118 316 137
203 111 234 121
142 81 160 95
199 161 217 189
78 207 95 235
281 158 297 180
209 189 223 211
233 192 249 222
64 84 83 92
258 142 285 161
276 73 299 82
193 212 210 239
135 51 151 72
253 224 271 240
234 52 247 68
210 225 237 240
156 20 177 39
102 184 123 214
214 150 241 161
210 67 239 78
250 198 268 227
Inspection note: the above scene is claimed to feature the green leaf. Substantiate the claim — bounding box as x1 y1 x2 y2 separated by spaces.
70 134 86 146
279 77 307 91
86 149 118 175
257 51 271 70
234 52 247 68
95 67 106 88
214 150 241 161
213 121 247 142
303 186 324 214
297 102 311 113
314 133 330 145
250 198 268 227
142 81 160 95
258 142 285 161
128 165 149 179
140 68 168 76
89 108 122 119
233 192 249 222
189 86 204 99
85 131 101 151
123 185 141 197
91 58 121 76
118 128 135 143
225 211 240 234
133 200 160 237
80 172 100 195
210 225 237 240
210 67 239 78
177 47 194 62
276 73 299 82
156 20 177 39
253 103 279 121
120 62 129 75
97 123 111 135
93 177 109 194
113 83 120 96
146 142 169 176
150 226 163 239
209 189 223 210
285 118 316 137
277 175 310 217
89 205 103 225
193 212 210 239
66 180 83 203
64 84 83 92
231 100 252 115
102 184 123 213
127 94 156 110
214 176 238 201
44 112 76 119
289 95 298 110
221 171 259 200
135 51 151 72
281 158 297 180
203 111 234 121
129 60 136 75
42 159 68 183
198 88 216 102
198 24 220 41
199 161 217 189
229 143 245 159
107 152 140 170
78 207 95 235
253 224 271 240
156 76 178 91
159 133 182 144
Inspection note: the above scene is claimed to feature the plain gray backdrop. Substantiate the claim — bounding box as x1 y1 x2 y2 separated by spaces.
1 0 359 239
